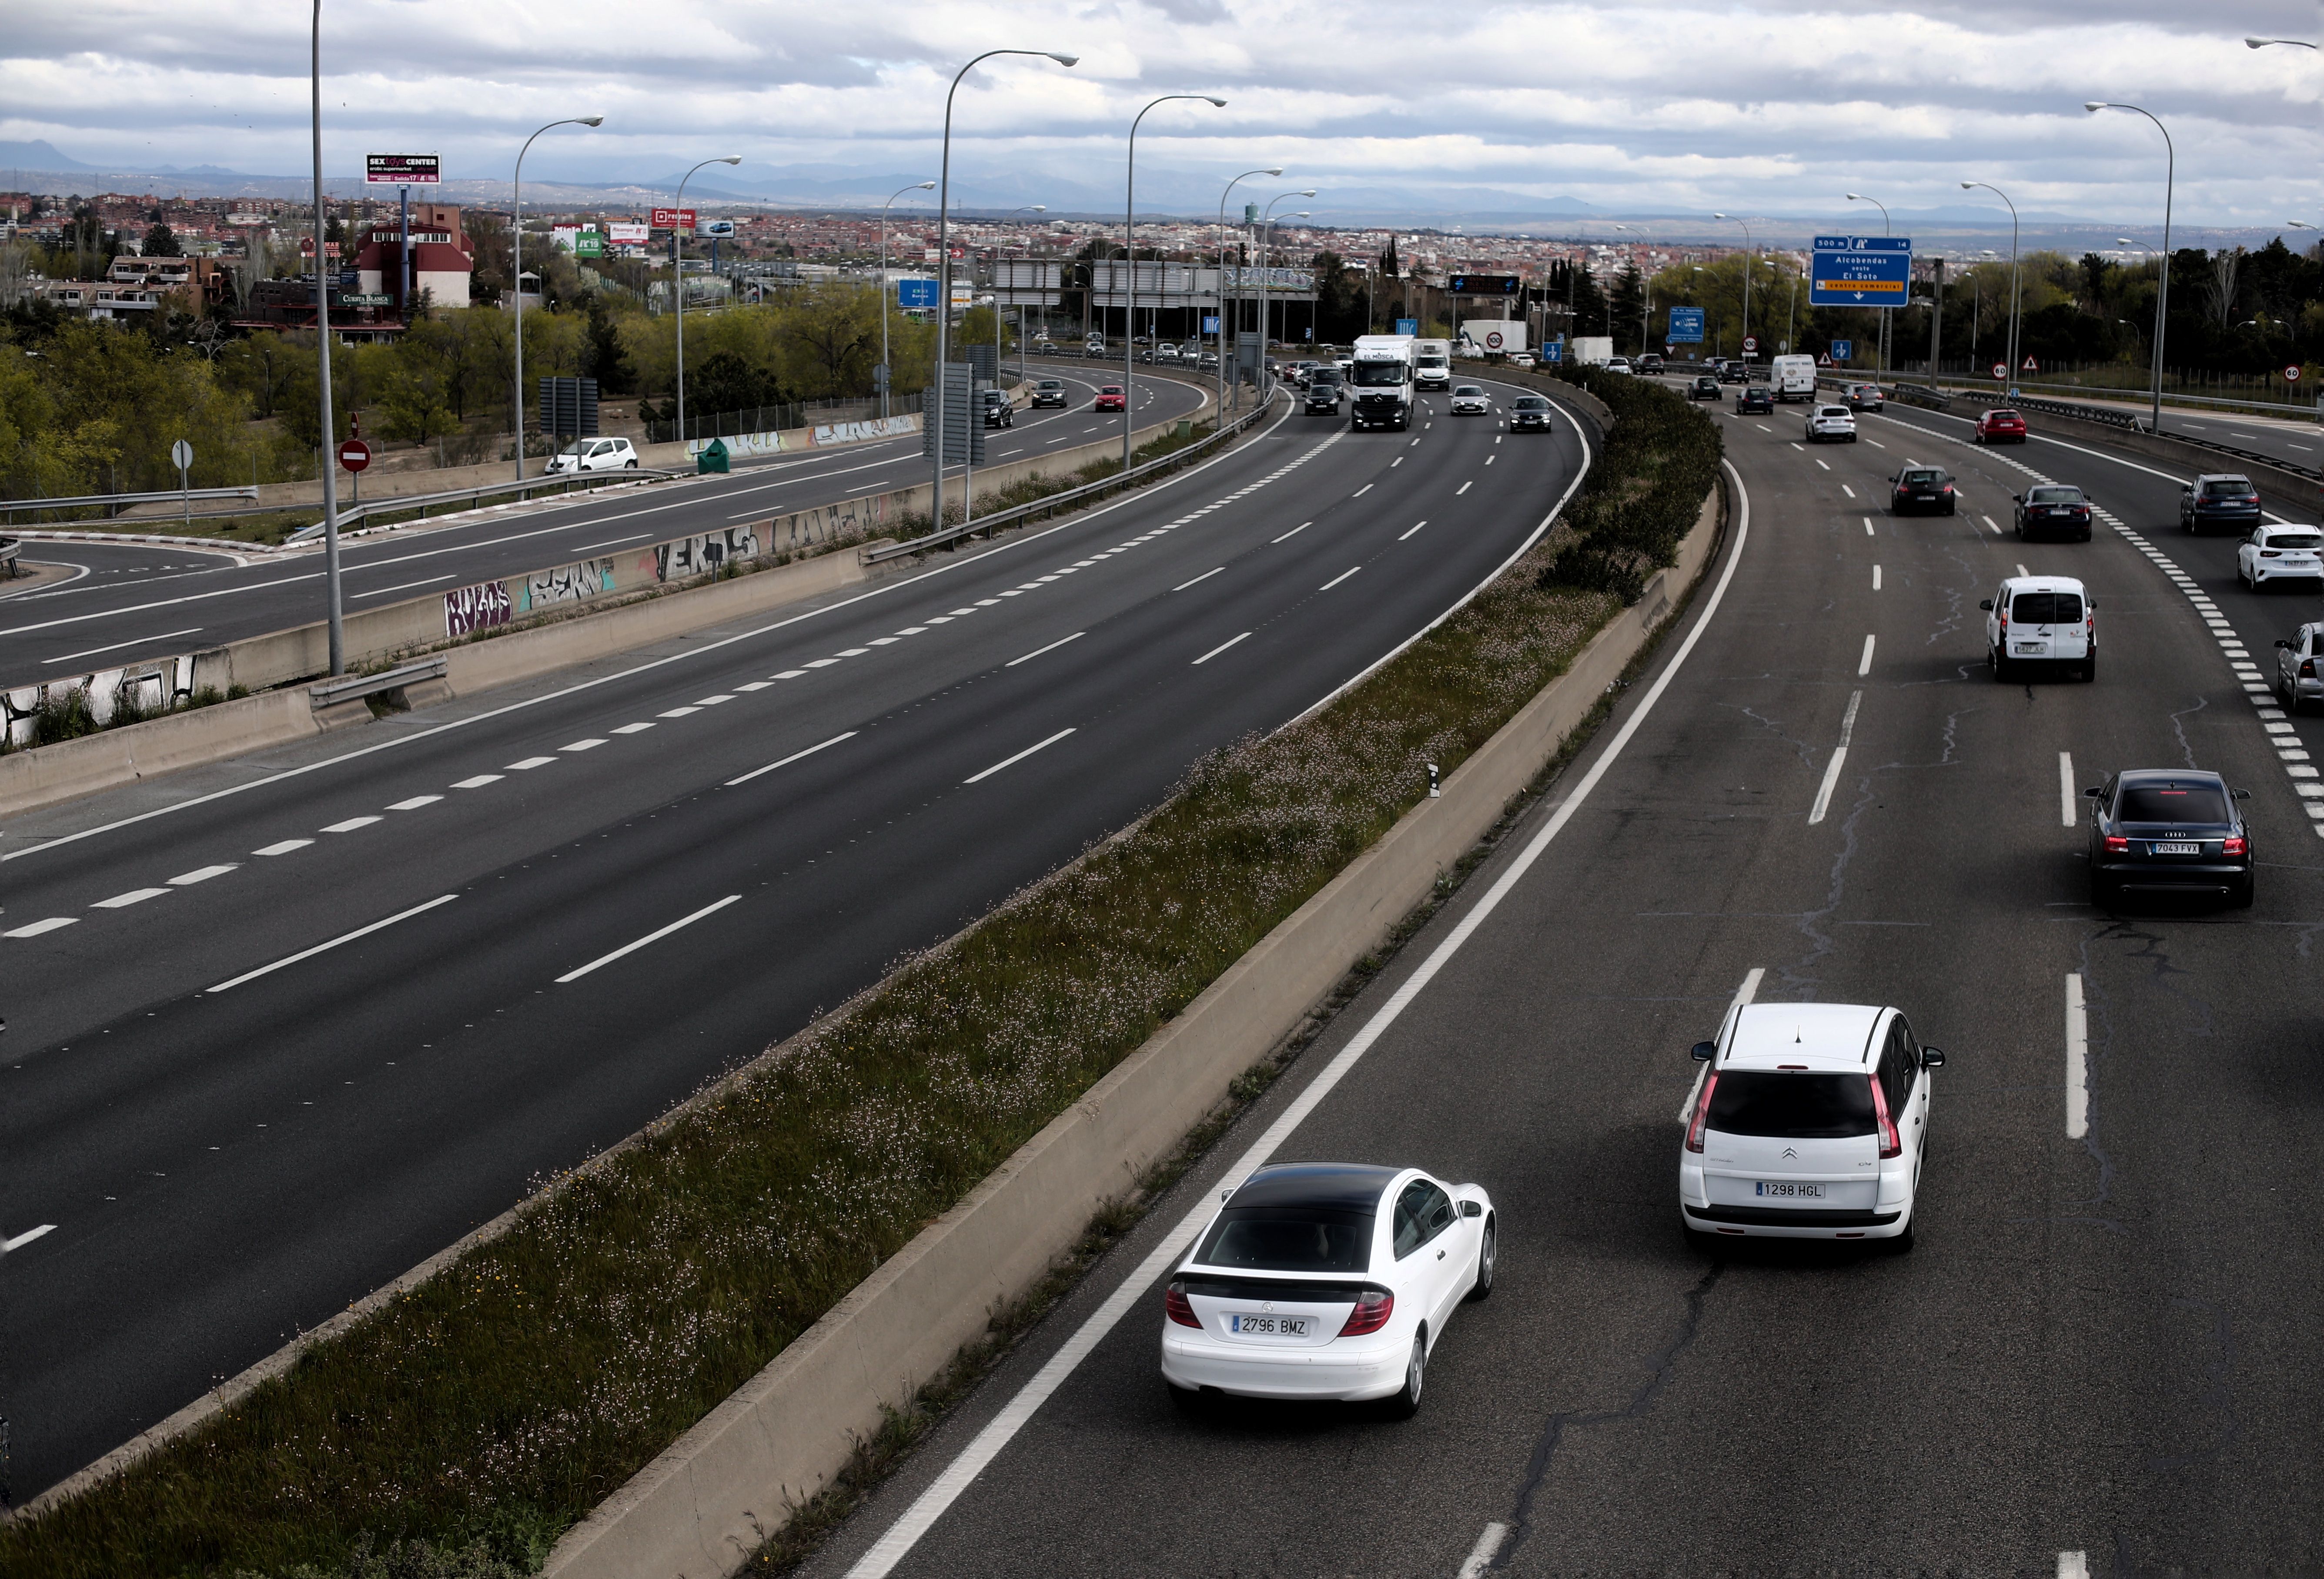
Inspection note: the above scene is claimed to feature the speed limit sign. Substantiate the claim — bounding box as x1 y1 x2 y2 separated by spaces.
1485 330 1504 350
1742 336 1758 353
2287 365 2303 384
1991 363 2007 379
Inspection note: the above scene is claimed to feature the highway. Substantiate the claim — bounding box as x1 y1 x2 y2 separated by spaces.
0 377 1587 1501
796 378 2324 1575
0 368 1205 692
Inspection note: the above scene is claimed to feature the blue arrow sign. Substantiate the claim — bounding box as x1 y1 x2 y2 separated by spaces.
896 278 939 309
1830 339 1853 361
1665 306 1705 344
1810 236 1910 308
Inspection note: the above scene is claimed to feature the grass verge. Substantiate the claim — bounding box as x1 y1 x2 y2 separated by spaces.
0 374 1719 1579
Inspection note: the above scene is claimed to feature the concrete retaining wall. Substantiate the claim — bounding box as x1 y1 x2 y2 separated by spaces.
541 482 1728 1579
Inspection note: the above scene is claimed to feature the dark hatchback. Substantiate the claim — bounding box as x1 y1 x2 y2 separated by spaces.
1890 466 1956 515
1509 393 1555 431
1688 375 1721 401
1304 370 1345 413
1737 385 1773 414
2085 770 2254 908
2180 474 2264 533
2014 483 2093 540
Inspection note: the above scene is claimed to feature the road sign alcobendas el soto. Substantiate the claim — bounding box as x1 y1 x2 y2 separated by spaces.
364 153 439 184
1665 306 1705 343
896 278 940 309
1810 235 1911 308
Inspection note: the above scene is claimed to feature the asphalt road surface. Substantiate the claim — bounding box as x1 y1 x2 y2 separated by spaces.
798 385 2324 1576
0 370 1205 692
0 379 1586 1500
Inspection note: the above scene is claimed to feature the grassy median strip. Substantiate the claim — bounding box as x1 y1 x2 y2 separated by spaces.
2 373 1718 1579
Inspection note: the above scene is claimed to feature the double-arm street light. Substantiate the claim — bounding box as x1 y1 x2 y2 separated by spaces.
878 180 935 419
1844 193 1892 381
1256 190 1315 398
2246 36 2318 48
308 0 344 673
2087 100 2176 432
511 115 605 482
1712 212 1752 359
1215 167 1281 420
1124 93 1227 468
1002 204 1046 385
1960 181 2021 389
931 50 1078 530
672 156 742 444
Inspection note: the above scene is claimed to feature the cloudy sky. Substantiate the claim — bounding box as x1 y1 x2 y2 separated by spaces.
4 0 2320 227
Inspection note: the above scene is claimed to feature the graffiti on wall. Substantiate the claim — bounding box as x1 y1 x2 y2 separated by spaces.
682 414 920 462
0 655 194 748
446 580 512 636
513 557 616 614
655 526 762 582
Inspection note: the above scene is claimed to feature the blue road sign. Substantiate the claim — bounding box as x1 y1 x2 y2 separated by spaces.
1811 236 1911 308
1830 339 1853 361
896 278 939 309
1665 306 1705 343
1544 338 1564 364
1394 317 1419 335
1202 314 1220 334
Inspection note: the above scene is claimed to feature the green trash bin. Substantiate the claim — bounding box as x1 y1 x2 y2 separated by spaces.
697 438 730 475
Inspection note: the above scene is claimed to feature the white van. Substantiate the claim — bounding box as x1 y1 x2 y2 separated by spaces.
1411 338 1453 390
1982 575 2094 682
1769 354 1819 402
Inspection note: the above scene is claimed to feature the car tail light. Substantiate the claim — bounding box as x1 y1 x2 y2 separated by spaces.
1685 1073 1718 1153
1338 1289 1394 1337
1868 1074 1902 1160
2302 660 2316 679
2223 835 2248 856
1164 1282 1200 1328
2263 550 2281 559
2104 835 2129 853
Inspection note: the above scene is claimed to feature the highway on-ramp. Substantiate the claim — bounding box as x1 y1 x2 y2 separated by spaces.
795 382 2324 1576
0 379 1585 1502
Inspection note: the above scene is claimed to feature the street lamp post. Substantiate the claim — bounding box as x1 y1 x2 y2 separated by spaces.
1960 182 2021 391
932 50 1077 530
1124 93 1227 469
1215 167 1281 427
2087 100 2176 432
1255 191 1314 402
511 115 604 482
879 179 935 420
1844 194 1892 382
1000 204 1046 387
309 0 344 674
1713 213 1752 361
672 156 742 446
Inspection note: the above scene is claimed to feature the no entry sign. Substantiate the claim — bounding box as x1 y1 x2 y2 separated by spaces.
337 438 373 473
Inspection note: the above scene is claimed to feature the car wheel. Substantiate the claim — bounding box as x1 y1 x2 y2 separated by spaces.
1946 504 1957 516
1882 1216 1917 1256
2080 528 2092 542
1383 1331 1426 1419
2091 871 2117 908
2232 874 2256 910
2081 655 2097 682
1992 648 2011 683
625 459 638 470
1467 1217 1496 1301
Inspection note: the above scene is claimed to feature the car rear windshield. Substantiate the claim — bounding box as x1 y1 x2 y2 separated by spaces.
1989 410 2021 422
1194 1208 1373 1273
2010 592 2084 624
1902 469 1944 485
2027 486 2083 504
2203 478 2254 497
2268 532 2322 549
1706 1072 1876 1138
2117 783 2230 823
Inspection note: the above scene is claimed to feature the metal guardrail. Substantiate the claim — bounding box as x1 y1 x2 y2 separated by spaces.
310 657 448 710
1926 376 2316 420
2 485 260 524
2000 394 2322 482
864 396 1277 565
286 468 685 542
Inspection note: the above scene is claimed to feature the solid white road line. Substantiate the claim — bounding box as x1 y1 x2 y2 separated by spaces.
43 626 204 665
1006 632 1085 668
208 893 458 993
1319 566 1361 591
3 1224 57 1253
964 727 1077 784
1172 567 1224 592
1456 1522 1511 1579
2058 751 2077 827
1191 632 1251 666
726 731 858 786
1809 689 1863 826
555 893 742 984
843 445 1755 1579
3 917 77 938
1858 633 1876 676
2065 974 2089 1139
1677 967 1765 1122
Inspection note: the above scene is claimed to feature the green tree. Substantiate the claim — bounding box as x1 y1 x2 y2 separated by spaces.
142 223 182 258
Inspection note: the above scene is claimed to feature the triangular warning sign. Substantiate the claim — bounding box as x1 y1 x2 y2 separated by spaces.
2021 356 2039 372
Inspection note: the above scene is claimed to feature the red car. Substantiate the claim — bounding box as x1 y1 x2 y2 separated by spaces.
1094 385 1127 412
1973 408 2028 445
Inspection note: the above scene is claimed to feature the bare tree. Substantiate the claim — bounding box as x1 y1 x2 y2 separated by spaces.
2207 248 2242 331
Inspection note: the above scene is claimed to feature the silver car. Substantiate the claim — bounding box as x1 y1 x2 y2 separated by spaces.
1448 385 1491 415
2276 622 2324 713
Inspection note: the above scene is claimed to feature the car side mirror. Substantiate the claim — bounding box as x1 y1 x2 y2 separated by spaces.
1979 599 1994 611
1690 1040 1718 1062
2278 639 2291 649
2083 786 2103 798
1921 1047 1946 1069
2011 493 2022 502
1460 1200 1482 1218
2182 484 2194 493
2233 788 2251 800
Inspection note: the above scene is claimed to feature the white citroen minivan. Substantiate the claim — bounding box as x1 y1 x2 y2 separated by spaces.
1982 575 2094 682
1680 1002 1943 1252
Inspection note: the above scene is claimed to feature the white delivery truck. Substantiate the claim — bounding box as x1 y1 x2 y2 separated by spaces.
1458 320 1528 358
1770 353 1819 401
1350 334 1417 431
1411 338 1452 390
1572 336 1615 367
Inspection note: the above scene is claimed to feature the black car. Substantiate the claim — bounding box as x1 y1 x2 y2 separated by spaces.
2014 483 2093 540
1890 466 1957 515
1030 378 1069 408
1635 354 1665 375
1717 361 1750 385
2180 473 2263 533
980 388 1014 428
1304 372 1344 414
1737 385 1773 414
1688 375 1721 401
1508 393 1554 431
2085 769 2253 908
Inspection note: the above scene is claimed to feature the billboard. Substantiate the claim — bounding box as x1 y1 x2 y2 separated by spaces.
1665 306 1705 343
701 219 736 238
607 221 649 246
1810 236 1911 307
365 153 440 185
651 207 697 232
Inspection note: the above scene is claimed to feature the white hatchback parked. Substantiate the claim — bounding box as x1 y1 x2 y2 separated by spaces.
1681 1002 1944 1251
1982 575 2094 682
1162 1162 1493 1418
544 436 639 475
